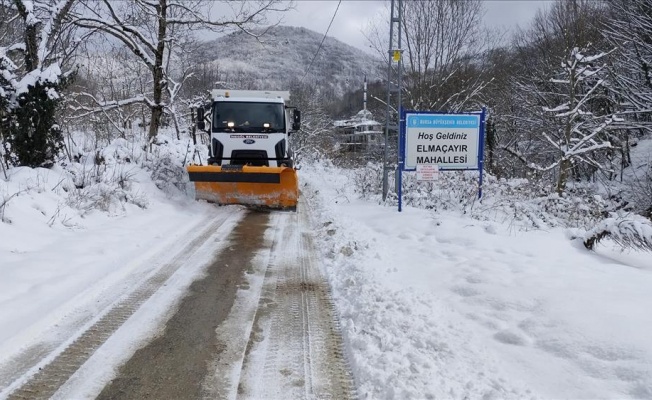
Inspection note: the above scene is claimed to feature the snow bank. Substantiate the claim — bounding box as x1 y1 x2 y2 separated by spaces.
302 161 652 399
0 130 210 369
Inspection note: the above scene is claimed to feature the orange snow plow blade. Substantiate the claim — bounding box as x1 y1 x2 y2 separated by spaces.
187 165 298 211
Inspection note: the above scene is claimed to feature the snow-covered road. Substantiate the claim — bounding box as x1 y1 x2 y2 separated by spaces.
1 205 244 398
1 192 355 399
233 204 356 399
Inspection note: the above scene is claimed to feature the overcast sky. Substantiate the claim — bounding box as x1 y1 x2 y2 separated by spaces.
278 0 553 53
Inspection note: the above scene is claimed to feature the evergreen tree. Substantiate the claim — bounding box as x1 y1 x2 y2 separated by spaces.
5 79 69 168
0 0 77 168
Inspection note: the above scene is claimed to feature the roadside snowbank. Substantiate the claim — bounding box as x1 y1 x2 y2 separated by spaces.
302 161 652 400
0 134 214 371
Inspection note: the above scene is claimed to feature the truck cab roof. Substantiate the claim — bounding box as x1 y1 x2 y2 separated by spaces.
212 90 289 104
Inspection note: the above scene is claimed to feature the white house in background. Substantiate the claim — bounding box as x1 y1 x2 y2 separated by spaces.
333 76 383 152
333 109 383 152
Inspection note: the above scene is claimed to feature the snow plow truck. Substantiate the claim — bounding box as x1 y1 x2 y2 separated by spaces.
187 90 301 211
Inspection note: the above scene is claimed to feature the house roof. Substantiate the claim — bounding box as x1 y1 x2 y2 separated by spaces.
334 109 382 128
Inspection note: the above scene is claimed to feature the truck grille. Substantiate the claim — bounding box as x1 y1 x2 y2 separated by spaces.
230 150 269 166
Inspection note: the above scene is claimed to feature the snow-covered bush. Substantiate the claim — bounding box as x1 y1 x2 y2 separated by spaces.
67 180 148 215
352 162 383 199
63 140 149 215
0 130 196 226
0 185 30 224
0 0 77 169
399 170 481 212
348 162 614 230
583 214 652 252
142 134 197 198
148 154 188 196
338 157 652 251
475 184 612 230
622 164 652 220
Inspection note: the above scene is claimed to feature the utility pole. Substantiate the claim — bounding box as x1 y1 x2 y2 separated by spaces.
363 74 367 111
382 0 402 201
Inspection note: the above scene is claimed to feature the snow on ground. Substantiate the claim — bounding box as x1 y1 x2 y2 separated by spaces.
301 162 652 400
1 132 651 399
0 135 229 381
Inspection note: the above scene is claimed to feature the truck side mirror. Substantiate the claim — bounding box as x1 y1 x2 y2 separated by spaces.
292 109 301 131
196 107 205 131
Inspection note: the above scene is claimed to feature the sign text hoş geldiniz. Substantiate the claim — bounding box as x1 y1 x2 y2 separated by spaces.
404 114 481 170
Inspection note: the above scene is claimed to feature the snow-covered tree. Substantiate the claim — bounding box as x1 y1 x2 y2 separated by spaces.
494 1 619 192
0 0 78 167
288 79 335 164
73 0 291 145
605 0 652 115
70 44 153 142
365 0 494 112
540 47 613 193
503 47 617 193
602 0 652 196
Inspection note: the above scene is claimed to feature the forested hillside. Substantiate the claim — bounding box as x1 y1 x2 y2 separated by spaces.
196 26 381 98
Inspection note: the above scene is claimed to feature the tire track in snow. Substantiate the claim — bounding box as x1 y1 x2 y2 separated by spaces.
236 201 357 399
2 211 240 400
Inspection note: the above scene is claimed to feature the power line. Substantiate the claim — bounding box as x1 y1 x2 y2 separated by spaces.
300 0 342 83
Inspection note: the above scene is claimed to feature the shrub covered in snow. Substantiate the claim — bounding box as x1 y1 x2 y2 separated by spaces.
348 162 613 230
335 161 652 252
0 130 196 226
584 214 652 252
620 156 652 219
66 180 148 215
144 138 195 197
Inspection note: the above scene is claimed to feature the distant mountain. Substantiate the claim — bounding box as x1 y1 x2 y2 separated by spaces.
199 25 382 97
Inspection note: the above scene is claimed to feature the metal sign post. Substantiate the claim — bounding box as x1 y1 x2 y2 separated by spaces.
382 0 402 202
398 108 487 212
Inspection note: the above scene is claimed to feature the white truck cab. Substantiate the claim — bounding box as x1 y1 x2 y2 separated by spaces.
197 90 301 168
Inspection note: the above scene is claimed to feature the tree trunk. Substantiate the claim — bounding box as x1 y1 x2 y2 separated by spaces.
148 0 168 144
191 108 197 145
148 106 163 144
557 157 570 194
558 115 573 194
15 0 39 71
0 115 8 179
557 59 576 195
486 118 496 173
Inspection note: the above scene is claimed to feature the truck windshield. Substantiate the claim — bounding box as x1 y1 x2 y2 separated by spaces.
213 102 285 133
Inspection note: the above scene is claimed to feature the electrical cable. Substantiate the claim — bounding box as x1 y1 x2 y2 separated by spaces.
300 0 342 83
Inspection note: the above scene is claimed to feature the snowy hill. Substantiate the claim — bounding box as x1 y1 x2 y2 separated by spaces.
199 25 382 96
